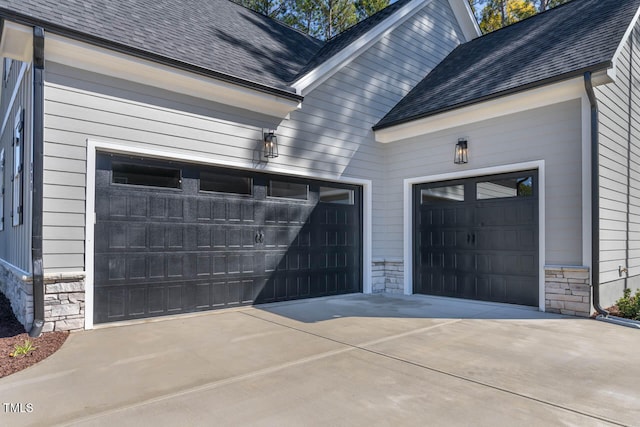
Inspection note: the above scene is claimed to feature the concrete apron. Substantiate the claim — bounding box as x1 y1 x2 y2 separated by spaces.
1 293 638 427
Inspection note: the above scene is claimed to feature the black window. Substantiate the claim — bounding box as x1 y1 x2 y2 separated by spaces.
112 163 181 188
200 171 252 194
421 185 464 204
319 186 354 204
476 176 533 200
268 180 308 200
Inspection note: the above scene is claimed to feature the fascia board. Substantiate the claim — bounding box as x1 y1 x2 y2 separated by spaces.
447 0 481 41
374 77 586 143
292 0 434 96
0 21 32 62
45 34 301 120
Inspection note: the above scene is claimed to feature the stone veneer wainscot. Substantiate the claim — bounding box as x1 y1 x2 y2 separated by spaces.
544 266 591 317
0 259 86 332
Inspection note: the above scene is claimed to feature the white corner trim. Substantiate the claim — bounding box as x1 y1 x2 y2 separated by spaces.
375 77 586 143
403 160 546 312
84 139 373 328
84 141 97 330
0 62 28 138
45 34 301 119
292 0 434 96
0 21 33 63
447 0 481 41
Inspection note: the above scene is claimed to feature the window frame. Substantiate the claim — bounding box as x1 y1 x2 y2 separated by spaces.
0 148 4 231
12 108 24 226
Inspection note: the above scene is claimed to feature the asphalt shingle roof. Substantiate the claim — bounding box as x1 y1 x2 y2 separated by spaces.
0 0 324 94
374 0 640 130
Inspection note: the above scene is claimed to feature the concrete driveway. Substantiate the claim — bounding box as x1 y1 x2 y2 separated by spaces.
1 293 638 426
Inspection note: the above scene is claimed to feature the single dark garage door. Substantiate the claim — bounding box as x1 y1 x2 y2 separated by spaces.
414 171 538 306
94 153 362 323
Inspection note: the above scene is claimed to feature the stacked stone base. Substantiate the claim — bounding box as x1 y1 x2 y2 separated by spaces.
372 259 404 294
43 275 86 332
0 261 34 330
0 260 86 332
545 266 591 317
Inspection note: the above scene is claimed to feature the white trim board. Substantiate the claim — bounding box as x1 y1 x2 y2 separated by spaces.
45 33 300 120
0 62 28 138
292 0 435 96
403 160 546 312
609 5 640 82
375 76 604 143
84 139 373 329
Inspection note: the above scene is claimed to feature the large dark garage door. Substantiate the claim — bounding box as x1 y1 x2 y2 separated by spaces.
94 153 362 323
414 171 538 306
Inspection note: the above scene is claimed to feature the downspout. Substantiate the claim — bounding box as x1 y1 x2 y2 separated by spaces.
584 71 608 317
28 26 45 337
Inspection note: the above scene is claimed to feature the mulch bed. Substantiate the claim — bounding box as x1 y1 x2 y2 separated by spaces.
0 292 68 378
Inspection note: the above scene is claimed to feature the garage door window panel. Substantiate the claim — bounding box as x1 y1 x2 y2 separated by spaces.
112 162 181 189
421 185 464 204
476 176 533 200
268 180 308 200
319 186 354 204
200 171 252 195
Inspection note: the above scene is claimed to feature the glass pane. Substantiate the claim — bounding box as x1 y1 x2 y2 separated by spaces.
319 186 354 204
421 185 464 203
112 163 181 188
268 180 308 200
477 176 533 200
200 171 251 194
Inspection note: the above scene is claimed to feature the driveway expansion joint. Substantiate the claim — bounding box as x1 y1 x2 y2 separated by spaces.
240 312 631 427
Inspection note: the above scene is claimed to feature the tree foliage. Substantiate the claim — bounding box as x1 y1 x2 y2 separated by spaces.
233 0 389 40
468 0 571 33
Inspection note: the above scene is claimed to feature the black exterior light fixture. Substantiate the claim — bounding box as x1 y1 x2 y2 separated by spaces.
263 130 279 158
454 138 468 164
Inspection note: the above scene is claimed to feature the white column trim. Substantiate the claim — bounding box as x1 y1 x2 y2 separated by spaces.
403 160 546 311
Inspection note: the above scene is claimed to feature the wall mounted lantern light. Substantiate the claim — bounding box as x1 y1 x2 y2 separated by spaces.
263 130 279 158
454 138 468 164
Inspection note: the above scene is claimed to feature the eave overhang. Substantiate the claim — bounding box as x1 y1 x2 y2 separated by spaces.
0 13 303 120
374 65 612 143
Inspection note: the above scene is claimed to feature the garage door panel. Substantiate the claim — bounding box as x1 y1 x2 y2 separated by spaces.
94 153 362 323
414 170 538 306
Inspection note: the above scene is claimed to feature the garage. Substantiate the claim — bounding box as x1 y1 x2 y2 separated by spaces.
93 153 362 324
413 171 538 306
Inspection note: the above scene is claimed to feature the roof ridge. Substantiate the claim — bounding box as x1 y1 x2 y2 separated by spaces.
469 0 579 39
225 0 324 45
324 0 411 43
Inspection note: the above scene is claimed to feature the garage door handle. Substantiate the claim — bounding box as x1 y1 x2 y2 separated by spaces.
255 231 264 244
471 233 475 244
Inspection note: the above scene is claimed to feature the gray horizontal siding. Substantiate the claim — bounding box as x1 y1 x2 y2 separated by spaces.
384 99 583 265
0 59 32 272
280 0 465 260
595 23 640 299
42 0 466 272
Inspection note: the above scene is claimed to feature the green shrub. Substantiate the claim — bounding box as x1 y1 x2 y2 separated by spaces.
9 339 37 358
615 288 640 320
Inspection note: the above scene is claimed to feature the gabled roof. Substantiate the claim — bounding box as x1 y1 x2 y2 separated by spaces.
0 0 323 96
374 0 640 130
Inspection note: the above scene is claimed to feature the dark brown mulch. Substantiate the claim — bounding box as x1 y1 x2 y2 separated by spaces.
0 291 68 378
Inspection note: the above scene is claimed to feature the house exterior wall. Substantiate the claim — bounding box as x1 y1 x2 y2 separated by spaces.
0 58 34 329
42 0 465 276
383 99 584 266
595 25 640 308
0 59 33 272
283 0 465 262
